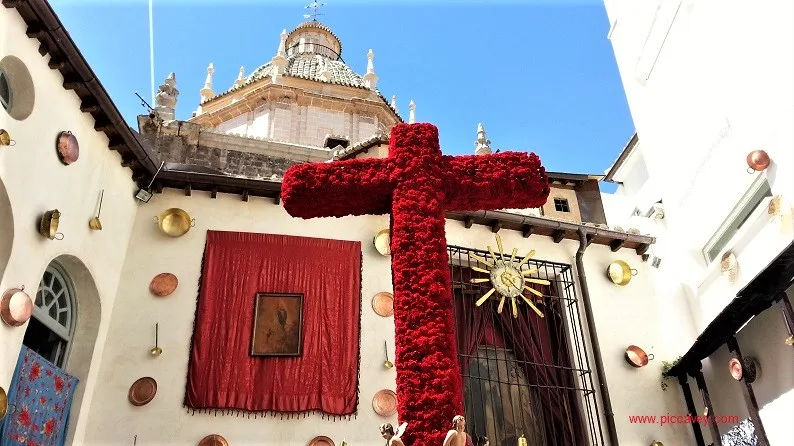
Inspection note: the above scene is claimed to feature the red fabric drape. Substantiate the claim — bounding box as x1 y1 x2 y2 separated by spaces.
184 230 361 416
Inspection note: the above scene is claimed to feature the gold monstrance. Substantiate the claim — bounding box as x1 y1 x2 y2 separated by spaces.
469 234 550 318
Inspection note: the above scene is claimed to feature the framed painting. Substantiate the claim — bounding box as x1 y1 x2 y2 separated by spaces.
250 292 304 357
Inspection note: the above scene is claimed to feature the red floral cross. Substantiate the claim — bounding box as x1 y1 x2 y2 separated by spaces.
282 123 549 445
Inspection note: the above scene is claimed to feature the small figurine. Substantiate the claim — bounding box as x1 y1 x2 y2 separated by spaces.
380 422 408 446
443 415 468 446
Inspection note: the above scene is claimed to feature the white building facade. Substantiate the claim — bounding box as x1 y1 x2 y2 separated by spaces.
602 1 794 445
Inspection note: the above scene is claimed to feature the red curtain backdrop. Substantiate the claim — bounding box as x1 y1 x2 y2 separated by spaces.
184 230 362 416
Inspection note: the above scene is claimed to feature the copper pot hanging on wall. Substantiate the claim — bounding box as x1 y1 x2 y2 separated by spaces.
746 150 770 173
1 287 33 327
625 345 654 367
39 210 64 240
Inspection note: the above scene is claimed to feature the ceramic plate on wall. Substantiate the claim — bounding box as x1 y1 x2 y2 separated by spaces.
372 292 394 317
372 389 397 417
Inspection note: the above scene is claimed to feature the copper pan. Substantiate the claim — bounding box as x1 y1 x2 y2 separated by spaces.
746 149 770 173
39 210 64 240
625 345 654 367
1 287 33 327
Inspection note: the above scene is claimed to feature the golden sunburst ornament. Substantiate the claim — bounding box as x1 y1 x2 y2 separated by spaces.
469 234 550 318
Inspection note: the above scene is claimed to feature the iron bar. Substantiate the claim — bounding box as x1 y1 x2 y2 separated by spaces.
449 243 600 445
677 374 706 446
726 336 769 445
691 366 723 446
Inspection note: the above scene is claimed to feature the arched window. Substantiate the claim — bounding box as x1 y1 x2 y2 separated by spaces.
23 262 76 368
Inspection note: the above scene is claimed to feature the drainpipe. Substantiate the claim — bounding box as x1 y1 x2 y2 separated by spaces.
576 227 619 445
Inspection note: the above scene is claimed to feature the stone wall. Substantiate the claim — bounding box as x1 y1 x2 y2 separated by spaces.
137 116 327 179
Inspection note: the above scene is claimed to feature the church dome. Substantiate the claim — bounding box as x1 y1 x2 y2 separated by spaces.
246 21 366 89
247 53 366 89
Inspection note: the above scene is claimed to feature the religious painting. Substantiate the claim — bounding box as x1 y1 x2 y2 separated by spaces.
250 292 304 356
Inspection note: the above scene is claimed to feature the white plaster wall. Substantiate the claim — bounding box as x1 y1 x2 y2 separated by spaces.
0 6 139 444
83 189 397 446
605 0 794 337
603 0 794 442
82 187 690 445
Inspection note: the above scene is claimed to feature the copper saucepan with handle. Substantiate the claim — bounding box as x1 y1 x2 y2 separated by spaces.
1 286 33 327
625 345 654 368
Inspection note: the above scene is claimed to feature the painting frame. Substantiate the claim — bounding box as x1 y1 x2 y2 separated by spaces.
250 292 304 357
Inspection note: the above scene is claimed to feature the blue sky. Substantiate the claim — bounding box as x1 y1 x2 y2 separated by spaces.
49 0 633 179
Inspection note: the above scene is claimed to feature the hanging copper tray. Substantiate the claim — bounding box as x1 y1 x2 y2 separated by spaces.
372 389 397 417
308 436 335 446
729 357 743 380
372 292 394 317
1 288 33 327
56 131 79 165
128 377 157 406
150 273 178 297
198 434 229 446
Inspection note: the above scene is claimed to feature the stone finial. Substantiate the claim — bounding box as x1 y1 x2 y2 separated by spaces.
363 49 379 90
391 95 399 114
200 63 215 104
408 100 416 124
233 66 246 89
154 72 179 121
278 29 287 57
272 29 289 76
474 123 492 155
